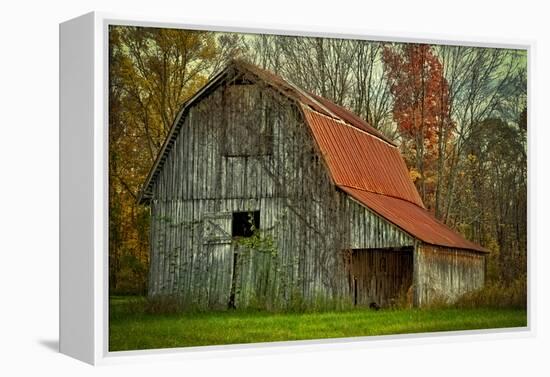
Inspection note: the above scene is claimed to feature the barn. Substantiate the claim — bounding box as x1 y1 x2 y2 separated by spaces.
138 60 488 310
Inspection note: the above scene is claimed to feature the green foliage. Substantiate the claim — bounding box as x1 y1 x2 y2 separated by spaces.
234 229 277 257
109 296 527 351
141 295 186 315
112 248 148 295
111 295 209 316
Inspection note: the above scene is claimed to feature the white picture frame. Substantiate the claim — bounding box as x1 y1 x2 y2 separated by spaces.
59 11 534 365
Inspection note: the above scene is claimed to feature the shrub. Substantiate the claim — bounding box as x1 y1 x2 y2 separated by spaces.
142 295 186 315
389 276 527 310
454 276 527 309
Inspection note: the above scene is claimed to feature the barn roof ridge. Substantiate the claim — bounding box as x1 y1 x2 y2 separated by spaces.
233 60 397 146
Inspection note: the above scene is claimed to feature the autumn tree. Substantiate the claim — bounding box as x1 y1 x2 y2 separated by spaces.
382 43 452 207
108 26 245 293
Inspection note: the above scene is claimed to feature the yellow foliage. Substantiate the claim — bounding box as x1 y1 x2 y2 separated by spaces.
409 168 421 182
109 26 236 294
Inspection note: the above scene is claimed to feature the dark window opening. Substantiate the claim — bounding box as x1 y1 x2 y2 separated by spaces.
232 211 260 238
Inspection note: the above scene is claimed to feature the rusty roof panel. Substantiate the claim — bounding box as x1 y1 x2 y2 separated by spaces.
308 92 396 146
341 186 488 253
303 108 425 208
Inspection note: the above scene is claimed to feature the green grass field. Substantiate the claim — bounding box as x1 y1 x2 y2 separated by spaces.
109 296 527 351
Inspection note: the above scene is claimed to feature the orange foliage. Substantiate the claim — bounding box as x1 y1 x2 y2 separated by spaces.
382 44 453 207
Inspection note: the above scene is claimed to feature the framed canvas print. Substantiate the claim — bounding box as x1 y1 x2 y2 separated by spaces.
59 12 531 365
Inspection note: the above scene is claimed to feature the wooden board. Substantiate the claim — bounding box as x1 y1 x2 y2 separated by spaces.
414 244 486 306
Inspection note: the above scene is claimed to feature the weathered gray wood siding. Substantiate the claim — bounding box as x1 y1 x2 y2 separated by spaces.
342 195 414 249
413 244 486 306
147 79 426 309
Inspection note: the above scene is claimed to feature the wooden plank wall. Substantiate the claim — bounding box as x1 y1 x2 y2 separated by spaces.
343 196 414 250
148 80 422 310
414 244 486 306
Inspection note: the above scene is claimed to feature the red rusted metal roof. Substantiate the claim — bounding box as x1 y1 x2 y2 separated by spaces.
308 92 396 146
303 107 424 207
341 187 488 253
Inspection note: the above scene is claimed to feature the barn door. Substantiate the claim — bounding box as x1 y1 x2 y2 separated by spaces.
228 211 260 309
202 212 233 309
351 248 413 307
228 246 239 309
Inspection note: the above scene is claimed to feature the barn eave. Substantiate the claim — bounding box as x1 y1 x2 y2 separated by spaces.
340 186 489 254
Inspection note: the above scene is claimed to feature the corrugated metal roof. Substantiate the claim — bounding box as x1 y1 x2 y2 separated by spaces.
341 187 488 253
308 92 396 146
303 107 424 207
